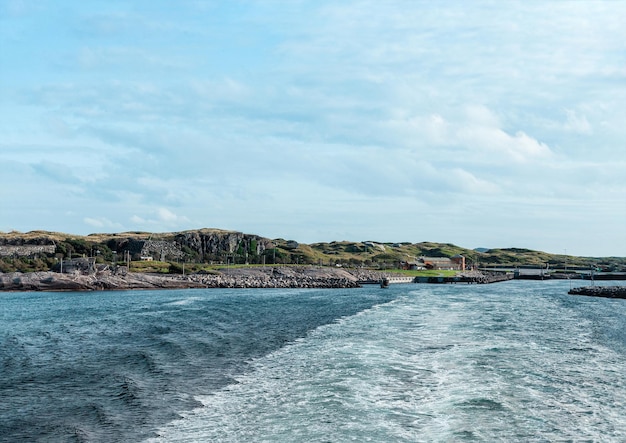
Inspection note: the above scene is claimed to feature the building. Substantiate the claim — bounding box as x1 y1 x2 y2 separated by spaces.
400 261 425 270
411 255 466 271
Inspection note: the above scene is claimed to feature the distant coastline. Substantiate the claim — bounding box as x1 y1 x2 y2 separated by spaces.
1 229 624 292
0 266 371 292
0 267 523 292
3 265 625 294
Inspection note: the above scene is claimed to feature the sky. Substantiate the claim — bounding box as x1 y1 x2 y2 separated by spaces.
1 0 625 257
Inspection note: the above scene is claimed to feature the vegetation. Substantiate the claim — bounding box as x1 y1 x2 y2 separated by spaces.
1 229 624 274
389 269 460 278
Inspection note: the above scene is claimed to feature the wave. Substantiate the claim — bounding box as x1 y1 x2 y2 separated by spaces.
150 283 626 442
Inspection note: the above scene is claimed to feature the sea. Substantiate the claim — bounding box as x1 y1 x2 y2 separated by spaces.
1 280 625 442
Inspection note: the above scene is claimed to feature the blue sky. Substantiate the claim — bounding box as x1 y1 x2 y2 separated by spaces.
1 0 625 256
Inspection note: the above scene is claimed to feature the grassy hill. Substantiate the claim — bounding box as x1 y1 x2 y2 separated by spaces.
301 241 621 269
0 229 624 273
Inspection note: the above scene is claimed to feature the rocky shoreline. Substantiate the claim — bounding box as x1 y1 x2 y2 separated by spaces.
0 270 205 292
0 267 386 292
568 286 626 299
0 267 522 292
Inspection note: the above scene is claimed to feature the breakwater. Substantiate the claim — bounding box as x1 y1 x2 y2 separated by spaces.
187 267 363 288
415 271 513 284
360 271 513 286
0 268 518 292
568 286 626 299
0 267 373 291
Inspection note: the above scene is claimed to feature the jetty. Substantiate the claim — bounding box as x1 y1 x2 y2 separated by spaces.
414 271 513 284
358 271 513 286
568 286 626 299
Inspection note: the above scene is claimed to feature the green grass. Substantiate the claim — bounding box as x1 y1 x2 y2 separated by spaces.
129 260 171 273
389 269 460 277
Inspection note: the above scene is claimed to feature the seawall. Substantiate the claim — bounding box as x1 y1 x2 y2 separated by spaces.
568 286 626 299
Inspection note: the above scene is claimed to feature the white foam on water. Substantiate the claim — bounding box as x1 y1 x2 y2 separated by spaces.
165 297 203 306
150 283 626 442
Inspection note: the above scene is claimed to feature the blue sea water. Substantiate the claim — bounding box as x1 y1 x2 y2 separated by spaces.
1 280 625 442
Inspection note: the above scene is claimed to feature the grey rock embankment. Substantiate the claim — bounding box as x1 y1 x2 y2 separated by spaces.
0 268 518 292
0 267 386 292
186 266 375 288
568 286 626 299
0 271 206 292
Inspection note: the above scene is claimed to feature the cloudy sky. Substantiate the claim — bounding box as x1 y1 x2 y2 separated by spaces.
1 0 625 256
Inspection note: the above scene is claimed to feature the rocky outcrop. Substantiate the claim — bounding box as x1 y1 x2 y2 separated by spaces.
0 235 56 257
0 271 206 292
0 245 56 257
140 240 184 261
0 267 378 292
173 230 273 258
103 230 275 262
568 286 626 299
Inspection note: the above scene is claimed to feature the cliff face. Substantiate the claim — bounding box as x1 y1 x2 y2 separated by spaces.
102 230 275 262
173 230 273 257
0 229 275 264
0 244 56 257
0 235 57 257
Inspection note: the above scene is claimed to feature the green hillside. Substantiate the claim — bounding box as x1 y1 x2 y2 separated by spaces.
0 229 624 273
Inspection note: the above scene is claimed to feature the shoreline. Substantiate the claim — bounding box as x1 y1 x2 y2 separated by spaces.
0 268 508 292
0 267 381 292
3 267 622 294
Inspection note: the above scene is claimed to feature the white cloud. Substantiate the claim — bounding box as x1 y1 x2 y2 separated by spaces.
457 121 553 164
564 109 592 135
1 0 625 255
130 215 146 224
83 217 123 230
448 168 499 195
157 207 182 223
128 208 191 231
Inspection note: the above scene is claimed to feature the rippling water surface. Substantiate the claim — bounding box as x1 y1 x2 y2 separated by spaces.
1 280 625 442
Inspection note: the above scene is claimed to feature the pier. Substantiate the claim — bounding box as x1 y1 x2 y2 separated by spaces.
358 272 513 286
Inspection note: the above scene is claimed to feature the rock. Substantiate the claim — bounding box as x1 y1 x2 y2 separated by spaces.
568 286 626 299
186 266 366 289
0 266 375 292
0 271 205 292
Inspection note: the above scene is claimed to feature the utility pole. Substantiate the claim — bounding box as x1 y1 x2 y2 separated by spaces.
564 249 571 289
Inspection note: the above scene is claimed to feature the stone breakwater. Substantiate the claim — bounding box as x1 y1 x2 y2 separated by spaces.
0 267 384 292
414 271 513 284
568 286 626 299
188 267 366 289
0 268 514 292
